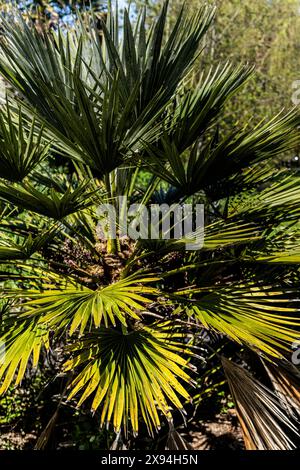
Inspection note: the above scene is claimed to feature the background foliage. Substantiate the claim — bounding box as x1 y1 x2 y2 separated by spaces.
139 0 300 135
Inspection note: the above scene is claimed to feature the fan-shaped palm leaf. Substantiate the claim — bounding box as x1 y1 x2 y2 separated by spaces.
0 182 96 219
175 284 300 356
7 275 159 332
63 324 195 435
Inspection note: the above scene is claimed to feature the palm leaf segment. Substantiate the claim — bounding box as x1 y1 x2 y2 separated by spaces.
13 275 159 331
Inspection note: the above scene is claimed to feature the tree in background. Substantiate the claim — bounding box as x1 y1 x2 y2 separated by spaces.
0 1 105 27
139 0 300 129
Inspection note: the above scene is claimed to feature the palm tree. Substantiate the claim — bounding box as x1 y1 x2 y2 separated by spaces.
0 1 300 449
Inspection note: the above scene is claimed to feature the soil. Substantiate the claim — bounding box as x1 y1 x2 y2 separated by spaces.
0 410 244 450
186 410 244 450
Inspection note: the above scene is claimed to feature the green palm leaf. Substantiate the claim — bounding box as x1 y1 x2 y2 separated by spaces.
63 324 194 435
0 2 216 177
0 320 49 394
0 182 95 219
176 284 300 356
0 101 49 182
8 275 159 333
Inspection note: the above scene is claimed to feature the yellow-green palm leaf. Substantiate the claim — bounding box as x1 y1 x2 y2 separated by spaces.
63 324 194 435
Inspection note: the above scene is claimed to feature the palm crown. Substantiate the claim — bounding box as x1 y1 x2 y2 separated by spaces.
0 1 300 449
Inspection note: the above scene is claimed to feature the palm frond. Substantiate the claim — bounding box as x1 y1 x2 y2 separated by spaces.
0 320 49 394
165 422 192 450
222 357 299 450
0 182 95 219
175 284 300 356
263 358 300 420
7 275 159 333
0 3 216 177
168 219 261 251
63 324 194 435
0 226 58 260
207 111 300 185
142 110 299 195
229 174 300 223
0 101 49 182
